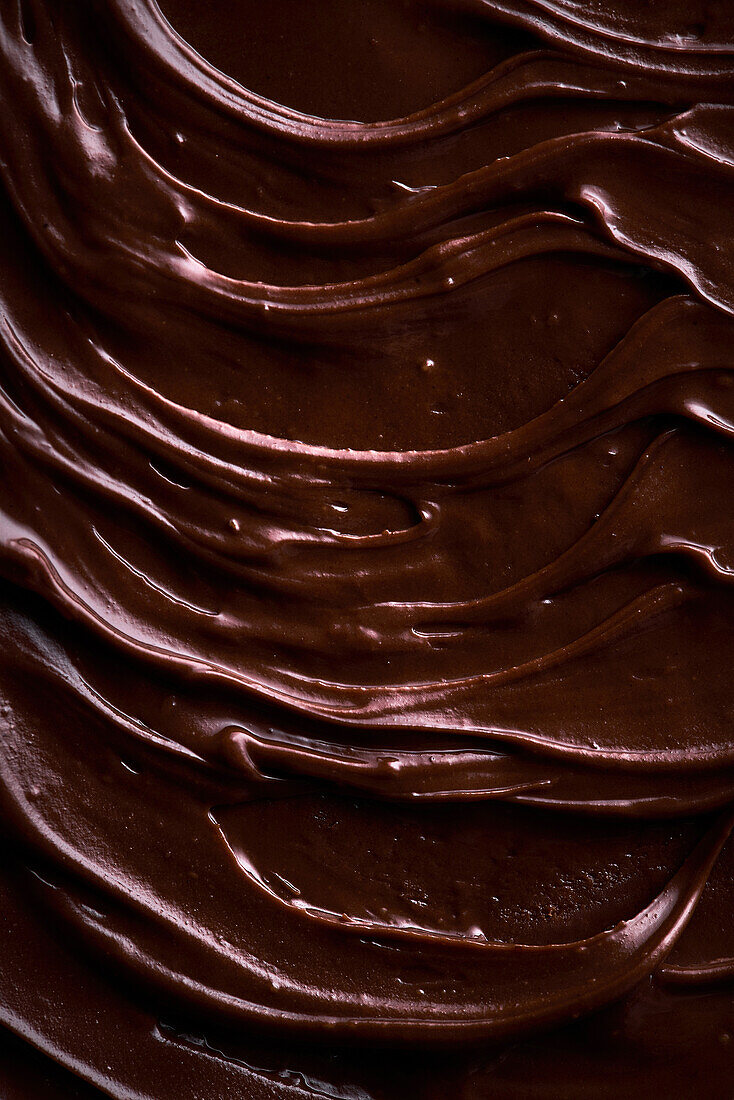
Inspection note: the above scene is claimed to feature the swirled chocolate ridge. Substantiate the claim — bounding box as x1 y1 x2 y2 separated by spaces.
1 0 734 1095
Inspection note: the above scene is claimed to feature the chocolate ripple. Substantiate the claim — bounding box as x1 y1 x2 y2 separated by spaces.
1 0 734 1096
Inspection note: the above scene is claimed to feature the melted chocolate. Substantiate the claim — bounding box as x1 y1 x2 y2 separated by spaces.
1 0 734 1095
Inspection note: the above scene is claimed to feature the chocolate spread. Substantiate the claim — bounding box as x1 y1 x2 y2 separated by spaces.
1 1 734 1095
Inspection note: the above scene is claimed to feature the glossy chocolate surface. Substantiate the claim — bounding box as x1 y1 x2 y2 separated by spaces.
1 1 734 1095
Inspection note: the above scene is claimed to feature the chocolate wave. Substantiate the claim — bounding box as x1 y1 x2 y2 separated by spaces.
1 0 734 1096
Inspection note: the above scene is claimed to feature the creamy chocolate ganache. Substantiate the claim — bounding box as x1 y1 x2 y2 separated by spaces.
1 1 734 1096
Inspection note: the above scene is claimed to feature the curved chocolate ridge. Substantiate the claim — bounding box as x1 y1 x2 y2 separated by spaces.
2 0 734 1095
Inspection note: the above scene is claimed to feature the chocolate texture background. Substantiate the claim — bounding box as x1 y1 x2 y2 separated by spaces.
1 1 734 1095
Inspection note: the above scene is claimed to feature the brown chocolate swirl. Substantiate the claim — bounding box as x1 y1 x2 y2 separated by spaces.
1 1 734 1095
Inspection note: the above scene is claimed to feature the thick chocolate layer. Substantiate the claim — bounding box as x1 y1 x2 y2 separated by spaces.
1 1 734 1096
